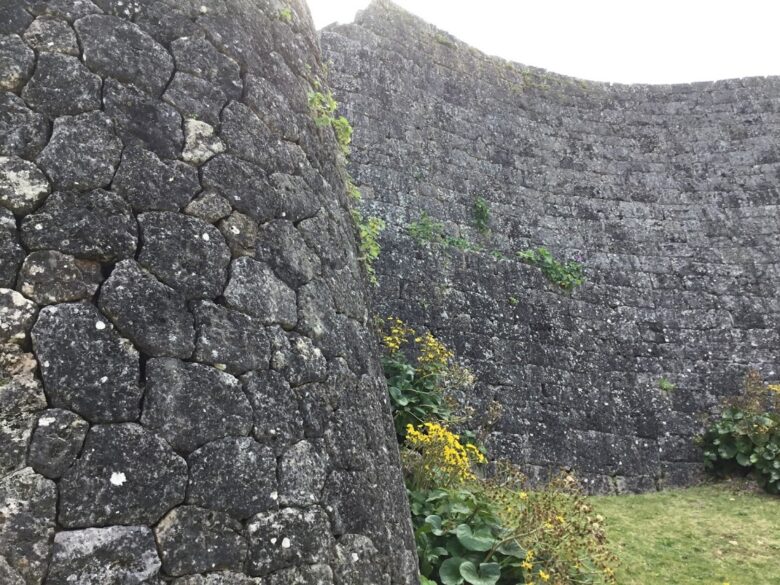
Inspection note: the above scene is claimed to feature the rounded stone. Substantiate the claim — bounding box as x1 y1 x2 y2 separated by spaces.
141 358 251 453
223 257 297 328
0 155 50 215
21 189 138 261
32 303 141 422
186 437 278 520
98 260 195 358
0 92 49 159
16 250 103 305
58 423 187 527
138 212 231 300
22 53 102 118
36 111 123 192
0 288 37 344
0 34 34 92
23 16 80 55
28 408 89 479
184 191 233 224
0 208 23 288
46 526 162 585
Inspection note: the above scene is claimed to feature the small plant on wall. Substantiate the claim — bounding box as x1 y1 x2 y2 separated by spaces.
473 196 491 234
380 317 617 585
516 247 584 292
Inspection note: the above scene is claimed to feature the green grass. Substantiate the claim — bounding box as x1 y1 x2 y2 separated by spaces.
590 480 780 585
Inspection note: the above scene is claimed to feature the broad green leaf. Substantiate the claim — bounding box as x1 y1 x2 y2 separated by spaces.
736 452 751 466
459 561 501 585
439 557 466 585
425 515 444 536
456 524 496 552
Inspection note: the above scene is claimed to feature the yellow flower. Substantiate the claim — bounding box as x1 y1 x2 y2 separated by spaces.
414 331 453 371
519 491 528 500
381 317 414 353
525 550 535 561
768 384 780 394
405 422 478 482
521 560 533 570
556 514 565 524
539 569 550 582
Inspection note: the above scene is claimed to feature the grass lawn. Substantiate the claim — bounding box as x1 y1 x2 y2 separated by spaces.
590 479 780 585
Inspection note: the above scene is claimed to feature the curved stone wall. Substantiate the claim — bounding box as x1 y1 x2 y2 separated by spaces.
0 1 417 583
322 1 780 492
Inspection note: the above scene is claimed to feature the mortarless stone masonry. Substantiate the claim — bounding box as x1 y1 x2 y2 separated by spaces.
322 1 780 492
0 1 417 583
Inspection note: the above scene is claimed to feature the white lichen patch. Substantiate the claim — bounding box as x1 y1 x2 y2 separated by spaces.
110 471 127 486
0 156 50 214
182 119 225 165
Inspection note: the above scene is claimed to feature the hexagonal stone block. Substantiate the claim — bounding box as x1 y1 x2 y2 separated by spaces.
59 423 187 527
36 111 123 191
201 155 276 222
30 0 102 21
28 408 89 479
0 92 49 159
0 155 50 215
218 211 257 258
173 573 263 585
0 468 57 585
192 300 270 375
23 16 80 55
242 369 303 456
163 72 227 125
138 212 230 300
16 250 102 305
184 191 232 224
98 260 195 358
104 78 183 159
170 36 242 99
32 303 141 422
21 189 138 261
0 288 36 344
255 220 321 288
22 53 102 118
0 34 34 92
247 507 333 576
46 526 162 585
223 257 297 328
279 440 328 507
155 506 248 576
112 146 200 212
267 565 334 585
187 437 277 520
74 14 173 95
141 358 251 453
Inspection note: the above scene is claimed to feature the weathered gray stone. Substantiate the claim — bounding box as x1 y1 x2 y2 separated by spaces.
138 212 231 299
22 53 102 117
28 408 88 479
184 191 232 223
0 3 32 36
333 534 389 585
32 303 141 422
0 208 23 288
186 437 277 520
155 506 248 577
30 0 102 21
0 343 46 478
279 440 327 506
104 78 184 159
271 332 327 387
170 36 243 100
113 146 200 212
36 112 122 191
0 467 56 585
21 189 138 261
0 91 49 159
46 526 162 585
16 250 102 305
268 172 321 223
267 564 334 585
201 155 276 222
98 260 195 358
163 72 227 125
0 288 36 344
218 211 257 257
255 220 321 287
133 1 200 46
173 573 263 585
0 557 24 585
75 14 173 95
242 369 303 456
0 155 50 215
23 16 79 55
0 35 34 92
192 300 270 375
223 257 297 327
247 507 332 576
59 423 187 527
182 119 226 165
141 358 251 453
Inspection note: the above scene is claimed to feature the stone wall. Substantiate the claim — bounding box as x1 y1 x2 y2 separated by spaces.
322 1 780 492
0 1 417 583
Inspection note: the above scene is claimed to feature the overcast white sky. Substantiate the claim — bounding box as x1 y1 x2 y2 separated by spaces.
308 0 780 84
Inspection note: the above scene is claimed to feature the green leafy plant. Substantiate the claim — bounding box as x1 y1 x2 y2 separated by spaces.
407 212 479 252
657 378 676 393
351 208 385 286
308 90 352 155
278 6 293 22
473 197 490 234
516 247 585 292
700 371 780 494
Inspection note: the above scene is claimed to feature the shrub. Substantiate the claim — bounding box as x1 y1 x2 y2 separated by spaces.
380 317 616 584
407 212 480 252
700 371 780 494
308 90 352 155
516 247 584 292
350 207 385 285
473 197 490 234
